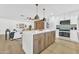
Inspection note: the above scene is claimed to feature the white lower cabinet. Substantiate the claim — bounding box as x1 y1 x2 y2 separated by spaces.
70 30 79 42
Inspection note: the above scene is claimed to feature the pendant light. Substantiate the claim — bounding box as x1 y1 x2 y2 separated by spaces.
34 4 39 19
43 8 46 21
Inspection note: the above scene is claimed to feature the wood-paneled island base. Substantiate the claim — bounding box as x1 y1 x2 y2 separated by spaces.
22 30 55 54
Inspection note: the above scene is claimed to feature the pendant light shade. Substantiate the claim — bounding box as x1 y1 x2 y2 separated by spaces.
43 17 46 21
43 8 46 21
34 14 39 19
34 4 39 19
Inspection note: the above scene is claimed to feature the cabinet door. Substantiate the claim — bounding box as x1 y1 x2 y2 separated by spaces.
45 32 49 48
48 32 52 45
33 33 45 54
45 32 51 47
33 34 40 54
51 31 55 43
39 33 45 52
33 39 40 54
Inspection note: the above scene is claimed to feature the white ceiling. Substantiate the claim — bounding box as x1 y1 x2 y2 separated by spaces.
0 4 79 20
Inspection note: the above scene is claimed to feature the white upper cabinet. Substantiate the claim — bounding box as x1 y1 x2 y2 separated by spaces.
70 15 78 24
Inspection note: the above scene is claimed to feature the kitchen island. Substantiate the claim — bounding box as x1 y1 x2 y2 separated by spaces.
22 29 55 54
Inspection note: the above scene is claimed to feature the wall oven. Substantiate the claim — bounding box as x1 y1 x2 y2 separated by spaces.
59 29 70 37
59 20 70 37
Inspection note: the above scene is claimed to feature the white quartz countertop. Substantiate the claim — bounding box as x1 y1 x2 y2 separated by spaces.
23 29 55 34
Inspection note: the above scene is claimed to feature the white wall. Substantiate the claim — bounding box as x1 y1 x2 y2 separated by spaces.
0 18 21 34
0 18 36 35
47 16 60 38
48 16 57 30
55 17 60 37
22 20 34 29
46 15 59 38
